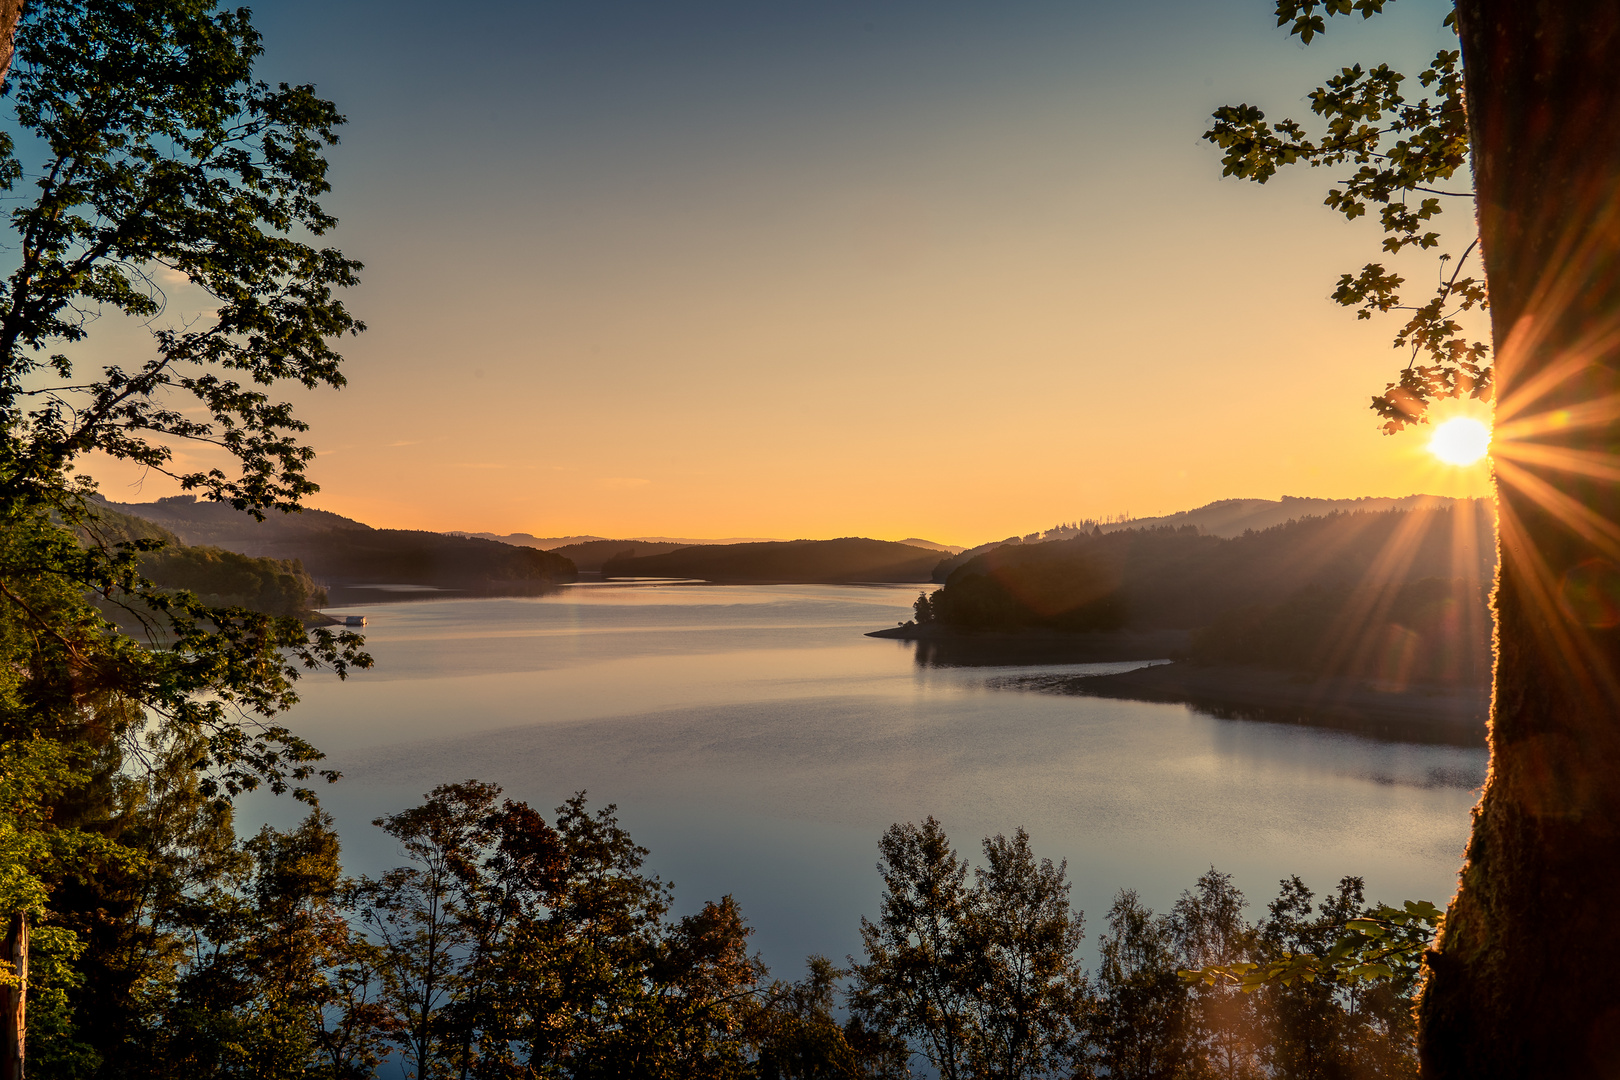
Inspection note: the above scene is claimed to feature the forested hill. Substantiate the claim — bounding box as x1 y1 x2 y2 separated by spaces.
603 538 942 583
929 504 1493 631
78 501 328 617
921 504 1495 684
550 539 690 572
96 496 576 593
930 494 1471 580
1096 493 1460 538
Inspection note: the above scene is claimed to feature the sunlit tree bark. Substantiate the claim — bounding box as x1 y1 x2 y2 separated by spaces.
0 0 20 81
1418 3 1620 1074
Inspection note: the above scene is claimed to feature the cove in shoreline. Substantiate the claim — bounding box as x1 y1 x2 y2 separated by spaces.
871 625 1488 747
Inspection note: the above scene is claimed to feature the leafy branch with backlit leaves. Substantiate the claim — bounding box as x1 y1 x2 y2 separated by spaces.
0 0 363 515
0 0 372 800
1205 0 1487 432
1181 899 1442 992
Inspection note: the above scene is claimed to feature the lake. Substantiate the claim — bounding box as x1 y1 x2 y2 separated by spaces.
250 581 1486 978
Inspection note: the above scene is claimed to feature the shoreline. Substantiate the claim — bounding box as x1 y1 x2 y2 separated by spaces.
866 624 1191 665
1026 661 1488 746
867 625 1487 745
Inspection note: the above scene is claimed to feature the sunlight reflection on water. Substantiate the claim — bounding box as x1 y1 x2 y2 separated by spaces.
248 583 1485 976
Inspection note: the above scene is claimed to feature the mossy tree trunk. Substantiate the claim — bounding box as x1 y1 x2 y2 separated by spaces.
1419 3 1620 1075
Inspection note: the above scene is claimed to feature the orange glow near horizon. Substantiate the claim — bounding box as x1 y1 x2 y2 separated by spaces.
63 3 1489 548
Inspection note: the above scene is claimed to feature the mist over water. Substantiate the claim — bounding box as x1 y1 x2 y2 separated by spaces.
250 582 1485 975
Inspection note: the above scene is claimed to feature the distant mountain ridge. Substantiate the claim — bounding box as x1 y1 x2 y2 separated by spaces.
1096 494 1463 538
933 495 1476 580
897 537 964 554
82 501 328 618
97 496 575 595
450 532 784 549
549 540 690 572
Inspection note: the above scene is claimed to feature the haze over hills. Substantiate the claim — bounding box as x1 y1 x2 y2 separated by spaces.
98 496 576 596
450 532 785 549
549 540 690 573
932 494 1478 579
898 538 965 554
1096 494 1465 538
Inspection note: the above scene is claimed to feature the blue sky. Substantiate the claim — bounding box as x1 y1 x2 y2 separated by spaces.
96 0 1481 542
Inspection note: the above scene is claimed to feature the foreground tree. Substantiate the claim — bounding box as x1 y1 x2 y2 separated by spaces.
849 820 1089 1080
1419 4 1620 1073
1090 890 1188 1080
0 0 368 1067
1209 2 1620 1070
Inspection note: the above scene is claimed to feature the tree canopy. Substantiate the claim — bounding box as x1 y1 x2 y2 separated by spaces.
1205 0 1486 431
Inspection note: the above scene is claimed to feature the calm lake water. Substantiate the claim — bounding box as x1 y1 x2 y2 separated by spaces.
251 581 1486 976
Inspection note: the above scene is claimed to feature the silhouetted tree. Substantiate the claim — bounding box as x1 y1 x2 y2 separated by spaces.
1090 890 1188 1080
0 0 369 1064
849 820 1088 1080
752 957 874 1080
1254 878 1358 1080
355 781 567 1080
849 819 974 1080
960 830 1089 1078
1171 869 1261 1080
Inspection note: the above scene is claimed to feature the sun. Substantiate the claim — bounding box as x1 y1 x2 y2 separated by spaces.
1429 416 1492 465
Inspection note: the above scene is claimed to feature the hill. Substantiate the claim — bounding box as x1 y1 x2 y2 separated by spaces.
602 538 942 583
549 539 690 572
78 502 328 619
447 532 610 548
1096 494 1462 538
898 537 964 554
97 496 576 596
453 532 784 550
930 495 1473 580
915 504 1494 686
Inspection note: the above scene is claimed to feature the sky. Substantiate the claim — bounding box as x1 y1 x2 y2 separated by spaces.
81 0 1490 546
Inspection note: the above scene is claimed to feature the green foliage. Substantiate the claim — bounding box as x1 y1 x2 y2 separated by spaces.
0 0 373 1071
1271 2 1400 47
1175 879 1429 1080
1 0 362 513
1186 899 1441 992
1 504 367 801
848 819 1090 1080
138 544 325 617
1207 1 1485 431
